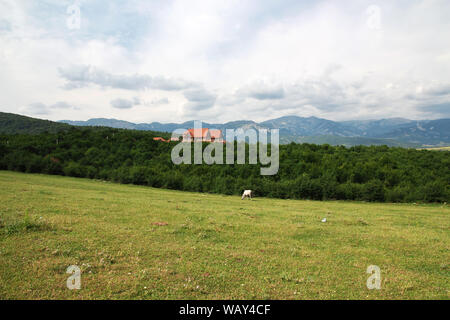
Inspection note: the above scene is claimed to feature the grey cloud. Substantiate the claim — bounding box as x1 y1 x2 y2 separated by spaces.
323 63 343 76
406 83 450 101
132 97 141 105
238 83 285 100
0 19 11 32
21 103 49 115
50 101 75 109
251 89 285 100
184 89 216 102
151 76 197 91
424 84 450 96
418 102 450 118
122 96 170 107
285 78 356 112
111 96 170 109
252 78 348 111
20 101 78 115
183 88 217 111
404 93 421 101
216 95 245 107
110 98 135 109
184 101 216 111
218 77 351 113
58 65 197 91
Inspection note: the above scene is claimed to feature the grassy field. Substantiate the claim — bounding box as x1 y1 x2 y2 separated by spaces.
0 171 448 300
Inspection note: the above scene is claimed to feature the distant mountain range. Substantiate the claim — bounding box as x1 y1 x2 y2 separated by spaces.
1 112 448 147
60 116 450 147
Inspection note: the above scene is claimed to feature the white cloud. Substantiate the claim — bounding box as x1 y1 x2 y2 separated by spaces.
149 97 169 105
50 101 75 109
1 0 450 123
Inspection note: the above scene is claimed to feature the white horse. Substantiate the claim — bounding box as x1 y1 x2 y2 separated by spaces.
241 190 253 200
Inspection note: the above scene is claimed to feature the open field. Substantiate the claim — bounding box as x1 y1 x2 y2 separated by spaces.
0 171 448 299
419 146 450 151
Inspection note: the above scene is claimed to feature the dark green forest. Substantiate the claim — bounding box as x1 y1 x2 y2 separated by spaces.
0 127 449 202
0 112 71 134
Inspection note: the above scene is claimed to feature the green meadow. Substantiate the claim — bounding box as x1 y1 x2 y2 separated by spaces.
0 171 448 299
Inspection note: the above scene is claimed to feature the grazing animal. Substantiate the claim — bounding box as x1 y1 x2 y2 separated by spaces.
242 190 253 200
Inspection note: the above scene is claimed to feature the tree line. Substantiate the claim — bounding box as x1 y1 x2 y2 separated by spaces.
0 127 448 202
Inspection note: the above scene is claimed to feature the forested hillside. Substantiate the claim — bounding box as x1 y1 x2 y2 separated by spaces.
1 127 448 202
0 112 71 134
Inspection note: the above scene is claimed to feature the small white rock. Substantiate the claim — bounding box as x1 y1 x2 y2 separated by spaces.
321 218 327 223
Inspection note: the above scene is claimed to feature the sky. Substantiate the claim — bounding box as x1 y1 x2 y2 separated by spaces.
0 0 449 123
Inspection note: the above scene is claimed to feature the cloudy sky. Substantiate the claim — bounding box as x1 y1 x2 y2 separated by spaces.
1 0 449 123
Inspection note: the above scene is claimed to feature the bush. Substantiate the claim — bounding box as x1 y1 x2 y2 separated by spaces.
385 186 407 202
129 166 148 185
421 181 448 202
362 179 385 202
63 161 84 177
165 172 184 190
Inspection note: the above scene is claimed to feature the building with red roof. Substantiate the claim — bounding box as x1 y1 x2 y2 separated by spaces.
153 137 169 142
182 128 223 143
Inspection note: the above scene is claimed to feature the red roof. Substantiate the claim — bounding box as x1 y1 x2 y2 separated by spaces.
153 137 169 142
185 128 210 138
209 129 222 139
